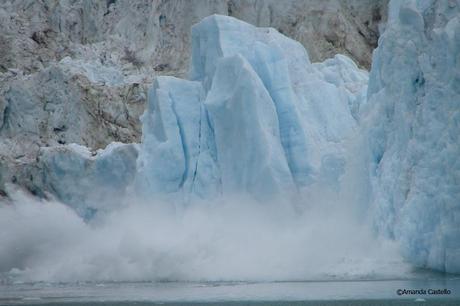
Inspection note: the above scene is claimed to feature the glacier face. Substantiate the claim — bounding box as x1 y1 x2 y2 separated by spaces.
205 54 296 199
130 6 460 274
0 0 389 204
363 0 460 273
1 0 459 280
136 15 368 201
135 77 210 198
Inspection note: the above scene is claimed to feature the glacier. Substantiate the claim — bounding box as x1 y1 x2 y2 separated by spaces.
362 0 460 273
1 0 459 282
134 14 367 202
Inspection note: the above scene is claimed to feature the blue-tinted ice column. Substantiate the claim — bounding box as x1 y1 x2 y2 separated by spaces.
364 0 460 273
190 15 314 187
190 15 366 191
137 15 366 202
205 55 295 200
136 77 208 197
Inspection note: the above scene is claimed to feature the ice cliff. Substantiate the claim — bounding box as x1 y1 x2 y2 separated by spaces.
50 2 460 274
363 0 460 273
0 0 387 199
35 14 369 214
135 15 368 201
0 0 459 277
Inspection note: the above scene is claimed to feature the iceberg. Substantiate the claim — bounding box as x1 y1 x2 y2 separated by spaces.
363 0 460 273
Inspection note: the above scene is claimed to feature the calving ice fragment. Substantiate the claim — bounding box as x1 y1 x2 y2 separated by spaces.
136 14 366 201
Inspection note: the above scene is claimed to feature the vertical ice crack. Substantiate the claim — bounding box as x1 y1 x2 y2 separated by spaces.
168 92 188 189
190 105 203 191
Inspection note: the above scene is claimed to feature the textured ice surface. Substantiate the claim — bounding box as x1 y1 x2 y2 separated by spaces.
136 15 368 201
205 55 295 199
2 5 459 282
41 142 138 219
135 77 206 199
3 15 367 207
363 0 460 273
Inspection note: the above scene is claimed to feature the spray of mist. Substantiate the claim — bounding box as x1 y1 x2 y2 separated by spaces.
0 178 410 283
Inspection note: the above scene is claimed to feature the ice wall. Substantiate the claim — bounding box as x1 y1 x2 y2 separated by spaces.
136 15 368 201
364 0 460 273
0 0 389 201
3 7 460 280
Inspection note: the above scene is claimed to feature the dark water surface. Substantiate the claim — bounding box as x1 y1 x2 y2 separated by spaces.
2 301 460 306
1 277 460 306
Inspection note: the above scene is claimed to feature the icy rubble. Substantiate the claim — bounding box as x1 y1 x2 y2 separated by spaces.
0 0 386 76
0 59 146 152
363 0 460 273
0 58 146 200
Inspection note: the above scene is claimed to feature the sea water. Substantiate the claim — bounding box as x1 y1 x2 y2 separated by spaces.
1 275 460 306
